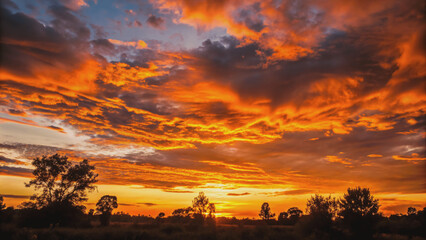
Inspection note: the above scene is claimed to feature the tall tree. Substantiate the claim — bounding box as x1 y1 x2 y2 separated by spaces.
339 187 379 218
0 195 5 211
25 154 98 208
192 192 209 215
306 194 338 219
259 202 275 220
207 203 216 218
339 187 380 239
22 154 98 227
304 194 339 237
96 195 118 226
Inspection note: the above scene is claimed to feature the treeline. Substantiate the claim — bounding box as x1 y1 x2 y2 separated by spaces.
0 154 425 240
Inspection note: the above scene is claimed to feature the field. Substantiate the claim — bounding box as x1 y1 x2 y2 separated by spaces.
1 222 425 240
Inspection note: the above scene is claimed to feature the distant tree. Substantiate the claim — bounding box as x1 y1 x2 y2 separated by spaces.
278 211 288 224
287 207 303 217
339 187 379 217
157 212 165 219
0 195 5 223
88 209 94 216
25 154 98 208
23 154 98 226
306 194 338 219
207 203 216 218
192 192 209 216
407 207 417 215
96 195 118 226
0 195 5 211
301 194 339 237
278 212 288 222
172 207 193 218
287 207 303 224
259 202 275 220
339 187 380 239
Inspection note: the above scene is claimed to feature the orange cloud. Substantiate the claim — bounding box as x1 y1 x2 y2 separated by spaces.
392 153 426 161
325 155 352 165
108 39 148 49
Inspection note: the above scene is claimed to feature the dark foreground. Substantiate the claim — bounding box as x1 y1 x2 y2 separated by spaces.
1 222 425 240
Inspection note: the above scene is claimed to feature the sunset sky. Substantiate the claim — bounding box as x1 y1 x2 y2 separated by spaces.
0 0 425 218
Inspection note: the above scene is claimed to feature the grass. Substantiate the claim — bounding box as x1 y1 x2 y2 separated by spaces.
1 223 299 240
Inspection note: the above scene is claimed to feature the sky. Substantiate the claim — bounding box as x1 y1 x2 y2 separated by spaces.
0 0 425 218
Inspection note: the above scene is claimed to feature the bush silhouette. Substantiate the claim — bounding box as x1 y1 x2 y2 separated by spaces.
287 207 303 224
277 211 288 224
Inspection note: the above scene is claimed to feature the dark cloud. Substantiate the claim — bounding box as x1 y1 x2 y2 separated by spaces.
146 15 165 29
138 202 158 206
264 189 313 196
133 20 143 28
2 0 18 10
0 165 32 177
382 203 424 213
0 6 91 78
0 155 22 164
162 189 194 193
8 109 25 116
90 24 108 39
0 142 63 160
227 192 250 196
48 4 90 40
90 38 117 56
46 125 66 133
1 194 30 199
235 3 265 32
119 203 136 206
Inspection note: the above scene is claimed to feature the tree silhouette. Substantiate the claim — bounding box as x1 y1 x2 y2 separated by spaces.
0 195 5 211
287 207 303 224
278 211 288 224
172 207 193 218
407 207 417 215
339 187 379 217
259 202 275 220
207 203 216 218
25 154 98 208
156 212 165 219
96 195 118 226
303 194 339 237
156 212 165 223
306 194 338 219
287 207 302 217
339 187 380 239
22 154 98 226
192 192 209 216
